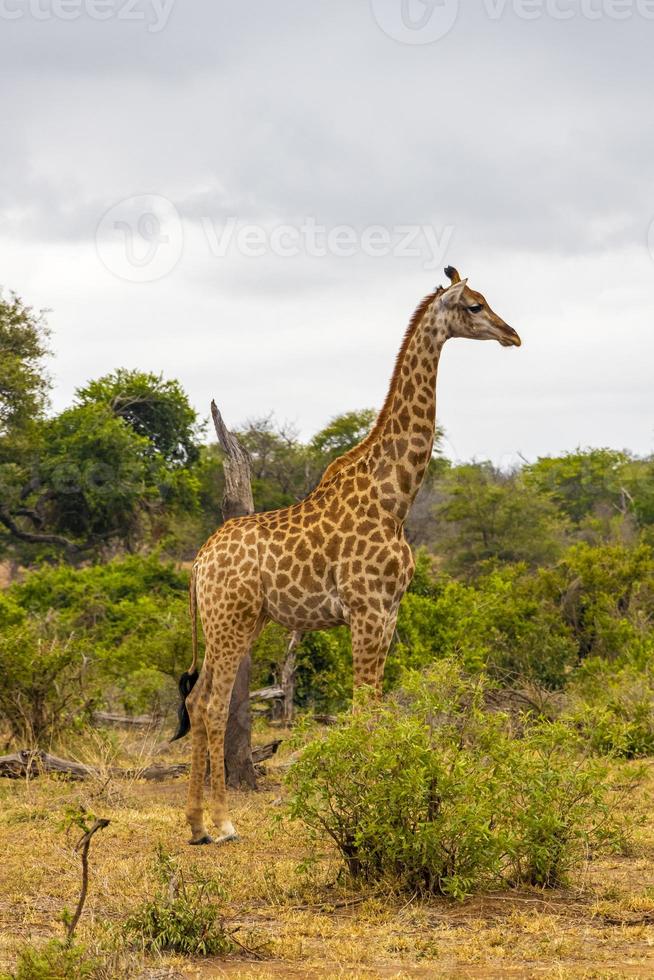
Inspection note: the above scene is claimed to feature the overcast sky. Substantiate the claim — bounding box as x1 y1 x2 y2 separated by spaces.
1 0 653 465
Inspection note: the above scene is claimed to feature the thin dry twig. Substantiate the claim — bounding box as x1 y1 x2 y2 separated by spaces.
229 926 266 960
66 817 110 943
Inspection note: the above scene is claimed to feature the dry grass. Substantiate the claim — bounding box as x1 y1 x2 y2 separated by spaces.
2 730 654 979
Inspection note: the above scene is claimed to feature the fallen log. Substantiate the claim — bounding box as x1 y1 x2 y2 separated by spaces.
250 686 284 702
92 689 281 730
252 739 283 763
0 750 186 781
0 741 283 781
0 750 93 780
93 711 162 728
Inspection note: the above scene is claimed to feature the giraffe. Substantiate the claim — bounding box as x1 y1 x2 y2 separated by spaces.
173 266 521 845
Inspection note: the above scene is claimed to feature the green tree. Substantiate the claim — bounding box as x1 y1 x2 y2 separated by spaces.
623 456 654 529
76 369 201 467
235 411 380 513
309 409 376 465
1 390 201 561
523 449 633 525
0 292 50 437
236 416 308 511
434 462 567 576
538 541 654 662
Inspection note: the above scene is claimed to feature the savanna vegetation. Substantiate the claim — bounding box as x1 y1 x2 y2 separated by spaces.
2 290 654 977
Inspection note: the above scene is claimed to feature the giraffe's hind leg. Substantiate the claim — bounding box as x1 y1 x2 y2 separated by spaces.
187 613 266 845
185 668 212 844
205 652 246 843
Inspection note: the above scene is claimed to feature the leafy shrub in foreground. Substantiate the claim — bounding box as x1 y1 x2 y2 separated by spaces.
0 940 101 980
285 662 621 898
122 846 234 957
504 720 618 886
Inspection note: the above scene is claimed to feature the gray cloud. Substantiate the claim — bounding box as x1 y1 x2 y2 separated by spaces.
0 0 653 460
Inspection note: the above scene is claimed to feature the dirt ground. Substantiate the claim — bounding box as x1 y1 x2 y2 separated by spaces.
2 730 654 979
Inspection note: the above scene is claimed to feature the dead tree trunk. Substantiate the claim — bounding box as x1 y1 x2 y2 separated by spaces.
211 400 258 790
280 630 300 725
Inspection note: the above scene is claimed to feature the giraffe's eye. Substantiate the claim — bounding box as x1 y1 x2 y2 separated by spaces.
467 304 483 314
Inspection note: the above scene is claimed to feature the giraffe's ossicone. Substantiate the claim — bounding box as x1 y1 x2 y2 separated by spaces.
174 267 521 845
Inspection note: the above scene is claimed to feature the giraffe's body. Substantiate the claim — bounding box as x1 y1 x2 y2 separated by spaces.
179 268 521 845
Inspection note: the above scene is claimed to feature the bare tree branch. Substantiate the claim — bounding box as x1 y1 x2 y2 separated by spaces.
0 507 81 554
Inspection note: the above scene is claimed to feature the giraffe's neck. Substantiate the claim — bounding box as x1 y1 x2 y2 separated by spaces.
366 301 446 523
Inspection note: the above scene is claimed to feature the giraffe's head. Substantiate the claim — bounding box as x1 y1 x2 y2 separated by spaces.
436 266 521 348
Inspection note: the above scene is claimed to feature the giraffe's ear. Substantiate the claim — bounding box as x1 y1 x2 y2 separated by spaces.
444 266 461 284
441 278 468 307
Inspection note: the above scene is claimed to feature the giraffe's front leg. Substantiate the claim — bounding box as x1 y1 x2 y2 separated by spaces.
204 636 257 845
206 690 240 845
350 607 397 698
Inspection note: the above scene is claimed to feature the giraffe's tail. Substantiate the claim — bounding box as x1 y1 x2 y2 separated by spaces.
170 564 200 742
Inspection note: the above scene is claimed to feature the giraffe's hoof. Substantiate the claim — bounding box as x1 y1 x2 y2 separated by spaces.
188 833 214 846
214 832 240 846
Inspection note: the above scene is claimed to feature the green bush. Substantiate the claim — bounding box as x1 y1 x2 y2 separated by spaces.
564 652 654 757
251 622 353 716
0 940 101 980
285 662 620 898
11 553 186 620
7 556 192 718
389 566 577 690
539 542 654 662
0 618 97 744
122 846 235 957
504 720 618 886
0 593 25 631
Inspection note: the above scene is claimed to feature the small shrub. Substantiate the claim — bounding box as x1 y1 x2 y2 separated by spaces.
564 654 654 757
505 721 617 886
285 661 622 898
0 618 97 744
6 556 193 720
0 940 101 980
122 846 235 957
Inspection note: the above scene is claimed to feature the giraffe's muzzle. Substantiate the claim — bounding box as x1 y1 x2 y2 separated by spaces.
498 325 522 347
